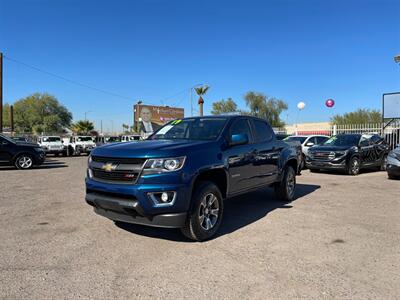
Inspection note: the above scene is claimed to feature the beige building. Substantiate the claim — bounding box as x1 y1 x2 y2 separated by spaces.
285 122 331 135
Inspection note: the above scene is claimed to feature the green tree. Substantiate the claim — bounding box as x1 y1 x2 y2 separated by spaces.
331 108 382 125
244 91 288 127
122 123 130 133
3 93 72 133
71 120 94 135
211 98 238 115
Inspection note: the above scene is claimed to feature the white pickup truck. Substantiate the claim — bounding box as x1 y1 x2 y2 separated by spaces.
63 136 96 156
37 136 67 156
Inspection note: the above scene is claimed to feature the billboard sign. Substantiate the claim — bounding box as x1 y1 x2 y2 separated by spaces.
383 92 400 119
134 104 184 138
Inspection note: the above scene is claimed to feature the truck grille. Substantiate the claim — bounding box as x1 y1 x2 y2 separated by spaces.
92 169 138 183
310 151 335 161
91 156 146 165
89 156 146 184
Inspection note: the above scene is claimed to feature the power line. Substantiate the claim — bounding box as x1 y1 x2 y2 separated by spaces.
4 55 133 101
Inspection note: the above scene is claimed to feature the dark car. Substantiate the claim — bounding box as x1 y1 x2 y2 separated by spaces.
387 145 400 179
306 134 390 175
0 134 45 169
85 116 299 241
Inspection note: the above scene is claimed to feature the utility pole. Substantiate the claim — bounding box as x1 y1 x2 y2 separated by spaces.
0 52 3 133
10 105 14 134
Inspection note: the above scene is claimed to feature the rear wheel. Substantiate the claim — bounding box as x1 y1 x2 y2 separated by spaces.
347 156 360 175
274 165 296 202
15 154 34 170
181 181 223 242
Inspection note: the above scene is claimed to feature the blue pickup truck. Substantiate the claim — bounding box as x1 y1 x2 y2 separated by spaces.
85 115 298 241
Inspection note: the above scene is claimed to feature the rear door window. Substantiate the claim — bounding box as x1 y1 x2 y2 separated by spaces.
252 119 274 143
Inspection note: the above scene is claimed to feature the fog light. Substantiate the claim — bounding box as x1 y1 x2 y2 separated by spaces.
161 192 169 202
148 191 176 207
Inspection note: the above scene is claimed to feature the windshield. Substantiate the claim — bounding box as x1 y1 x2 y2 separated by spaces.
284 136 307 144
43 137 61 142
150 118 227 141
107 136 121 142
77 137 93 142
324 135 360 146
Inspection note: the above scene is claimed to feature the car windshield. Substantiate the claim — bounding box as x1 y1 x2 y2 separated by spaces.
284 136 307 144
43 137 61 142
107 136 121 142
78 137 93 142
150 118 227 141
324 135 361 146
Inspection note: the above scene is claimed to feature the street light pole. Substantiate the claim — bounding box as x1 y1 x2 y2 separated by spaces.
84 111 92 121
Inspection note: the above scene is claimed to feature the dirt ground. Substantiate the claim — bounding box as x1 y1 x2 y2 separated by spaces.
0 156 399 299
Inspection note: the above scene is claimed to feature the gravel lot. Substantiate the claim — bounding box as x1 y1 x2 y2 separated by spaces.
0 156 399 299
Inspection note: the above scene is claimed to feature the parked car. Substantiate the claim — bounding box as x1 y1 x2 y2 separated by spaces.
37 136 67 156
64 136 96 156
0 134 45 169
121 134 141 142
284 135 329 169
387 145 400 179
306 134 390 175
106 136 121 143
85 115 298 241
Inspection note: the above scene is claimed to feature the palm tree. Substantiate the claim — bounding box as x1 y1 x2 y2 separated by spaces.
194 85 210 116
71 120 94 135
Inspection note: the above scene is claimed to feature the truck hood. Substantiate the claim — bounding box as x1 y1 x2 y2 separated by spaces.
91 139 216 158
310 145 353 152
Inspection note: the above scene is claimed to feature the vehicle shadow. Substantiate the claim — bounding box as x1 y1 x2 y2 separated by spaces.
0 158 68 171
115 183 321 242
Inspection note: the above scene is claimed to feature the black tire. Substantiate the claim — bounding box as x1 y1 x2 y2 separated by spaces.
347 156 360 175
299 154 305 170
380 155 388 171
274 165 296 202
181 181 224 242
62 151 68 157
14 154 34 170
388 173 399 180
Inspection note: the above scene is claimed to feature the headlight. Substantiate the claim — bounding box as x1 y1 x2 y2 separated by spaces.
88 155 92 165
143 156 186 174
335 151 348 157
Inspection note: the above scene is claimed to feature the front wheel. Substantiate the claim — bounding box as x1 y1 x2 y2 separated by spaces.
181 181 224 242
274 165 296 202
347 156 360 175
15 154 34 170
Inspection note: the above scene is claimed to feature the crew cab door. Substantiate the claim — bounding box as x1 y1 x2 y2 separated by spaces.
369 135 387 165
0 136 13 162
359 135 375 166
225 118 255 194
249 119 279 185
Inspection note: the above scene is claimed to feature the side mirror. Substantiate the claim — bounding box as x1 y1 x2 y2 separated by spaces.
230 134 248 146
305 142 314 147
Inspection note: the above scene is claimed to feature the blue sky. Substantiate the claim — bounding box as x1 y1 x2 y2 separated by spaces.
1 0 399 132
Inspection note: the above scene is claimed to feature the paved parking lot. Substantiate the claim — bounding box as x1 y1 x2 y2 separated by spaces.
0 156 399 299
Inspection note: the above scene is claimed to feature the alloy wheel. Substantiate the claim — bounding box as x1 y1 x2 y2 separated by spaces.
198 193 219 231
286 169 296 198
18 156 33 169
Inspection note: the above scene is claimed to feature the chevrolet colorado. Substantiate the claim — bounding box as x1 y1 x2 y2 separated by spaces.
85 116 298 241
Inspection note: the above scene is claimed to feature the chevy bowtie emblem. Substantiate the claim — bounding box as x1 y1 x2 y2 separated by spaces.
102 162 117 172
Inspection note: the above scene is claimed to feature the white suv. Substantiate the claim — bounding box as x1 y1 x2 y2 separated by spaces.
37 136 66 156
